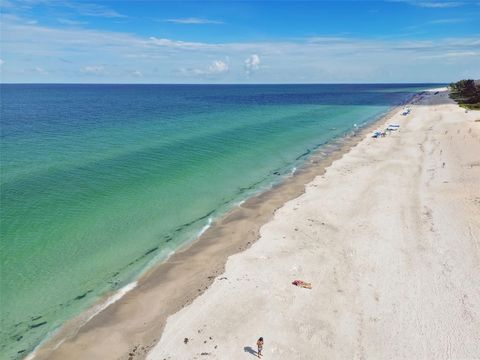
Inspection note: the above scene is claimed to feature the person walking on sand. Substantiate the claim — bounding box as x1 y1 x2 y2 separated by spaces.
256 337 264 358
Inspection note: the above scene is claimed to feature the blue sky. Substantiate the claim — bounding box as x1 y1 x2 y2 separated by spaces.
1 0 479 83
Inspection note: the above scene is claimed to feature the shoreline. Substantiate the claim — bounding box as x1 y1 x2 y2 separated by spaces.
148 88 480 359
29 95 417 360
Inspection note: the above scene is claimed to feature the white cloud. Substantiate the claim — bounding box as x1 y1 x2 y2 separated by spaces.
146 37 229 51
416 1 464 7
428 18 465 24
57 18 88 26
307 37 351 43
244 54 261 75
3 0 126 18
147 36 212 50
418 51 478 59
61 1 126 18
399 1 465 8
81 65 105 74
405 17 468 30
33 66 47 74
164 17 223 25
0 59 4 66
1 15 479 83
208 60 229 74
180 60 229 77
131 70 143 77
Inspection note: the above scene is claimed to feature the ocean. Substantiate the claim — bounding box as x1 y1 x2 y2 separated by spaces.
0 83 438 359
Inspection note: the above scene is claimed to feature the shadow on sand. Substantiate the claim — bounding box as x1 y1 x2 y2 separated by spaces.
244 346 258 357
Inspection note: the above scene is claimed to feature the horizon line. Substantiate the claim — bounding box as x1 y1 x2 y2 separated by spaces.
0 82 450 85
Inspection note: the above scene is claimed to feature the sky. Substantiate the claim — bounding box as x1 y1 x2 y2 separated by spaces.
0 0 479 83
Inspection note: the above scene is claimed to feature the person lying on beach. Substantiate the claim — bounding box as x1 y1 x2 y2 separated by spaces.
257 337 264 358
292 280 312 289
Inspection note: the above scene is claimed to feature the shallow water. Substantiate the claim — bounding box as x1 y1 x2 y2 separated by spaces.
0 83 440 358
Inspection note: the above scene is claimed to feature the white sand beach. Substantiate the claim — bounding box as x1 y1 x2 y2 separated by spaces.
148 89 480 359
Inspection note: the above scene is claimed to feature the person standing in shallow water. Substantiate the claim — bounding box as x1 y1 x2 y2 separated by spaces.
256 337 264 358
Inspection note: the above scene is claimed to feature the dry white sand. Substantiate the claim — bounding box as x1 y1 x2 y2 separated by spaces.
148 90 480 360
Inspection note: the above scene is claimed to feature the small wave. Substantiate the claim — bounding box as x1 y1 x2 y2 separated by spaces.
146 248 176 270
24 340 45 360
198 217 213 238
52 338 65 350
25 350 38 360
85 282 138 325
421 87 447 92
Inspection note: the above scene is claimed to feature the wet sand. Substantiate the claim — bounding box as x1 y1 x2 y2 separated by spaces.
31 94 420 360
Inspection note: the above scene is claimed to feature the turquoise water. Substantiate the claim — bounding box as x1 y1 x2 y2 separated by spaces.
0 84 438 358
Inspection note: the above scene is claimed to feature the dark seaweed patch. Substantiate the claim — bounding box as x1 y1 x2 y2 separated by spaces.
144 246 159 256
29 321 47 329
197 210 215 221
296 149 311 160
74 293 87 300
74 289 93 301
238 176 268 193
173 209 215 233
313 140 328 150
185 210 215 227
31 316 42 321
